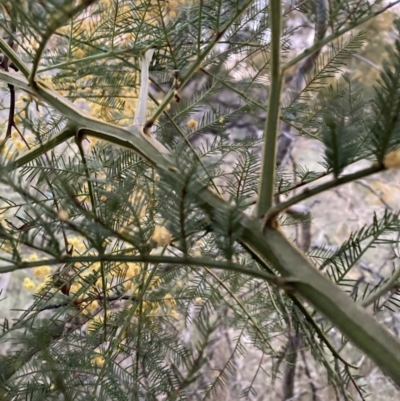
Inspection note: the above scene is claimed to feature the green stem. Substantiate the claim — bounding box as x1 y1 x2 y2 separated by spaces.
11 124 78 167
256 0 283 218
361 268 400 308
263 164 383 224
0 254 284 283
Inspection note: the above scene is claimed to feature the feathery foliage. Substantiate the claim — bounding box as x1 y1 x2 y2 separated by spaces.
1 0 400 399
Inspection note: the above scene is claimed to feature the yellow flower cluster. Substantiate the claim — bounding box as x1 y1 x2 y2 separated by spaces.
164 293 177 307
140 301 160 315
81 300 100 315
35 278 52 294
170 309 180 320
384 150 400 169
23 277 36 291
92 354 105 368
33 265 51 279
68 236 87 254
40 73 54 85
57 209 69 221
122 262 142 290
165 0 186 19
21 254 53 292
87 315 105 332
152 225 172 246
187 119 198 129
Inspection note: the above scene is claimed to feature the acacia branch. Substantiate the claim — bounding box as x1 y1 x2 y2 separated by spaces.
1 4 400 387
3 69 400 386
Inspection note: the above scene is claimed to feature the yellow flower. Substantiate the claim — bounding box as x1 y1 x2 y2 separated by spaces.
87 315 104 332
384 150 400 169
70 282 83 294
164 293 177 307
123 279 133 291
142 301 152 312
118 224 134 237
33 265 51 279
73 48 86 59
68 236 86 252
96 172 107 180
14 140 26 152
90 104 103 118
124 100 136 114
192 249 201 257
168 0 180 8
57 209 69 221
95 278 111 291
35 281 49 294
17 93 31 104
31 41 39 52
23 277 36 291
11 130 19 140
81 300 100 315
117 118 131 126
150 303 160 315
194 297 202 305
149 276 161 289
37 75 54 89
170 309 180 320
87 300 99 313
126 263 141 279
92 355 105 367
129 189 144 204
152 225 172 246
29 253 39 261
89 262 101 272
187 119 197 129
0 242 13 254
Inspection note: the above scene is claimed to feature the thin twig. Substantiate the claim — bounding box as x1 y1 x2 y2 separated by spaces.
38 294 136 311
263 165 383 227
361 268 400 308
